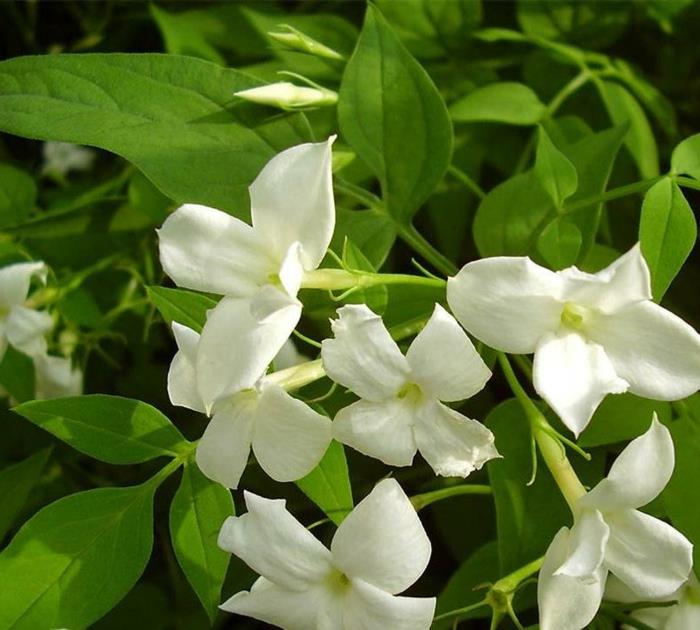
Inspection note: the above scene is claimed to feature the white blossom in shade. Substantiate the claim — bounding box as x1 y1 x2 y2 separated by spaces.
537 417 693 630
168 322 331 490
0 262 52 361
447 244 700 436
218 478 435 630
321 303 498 477
42 141 95 176
158 138 335 407
33 353 83 399
235 82 338 110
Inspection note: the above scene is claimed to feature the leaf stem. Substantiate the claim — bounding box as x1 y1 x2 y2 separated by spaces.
395 222 458 276
563 176 664 214
410 484 492 511
432 599 489 622
448 165 486 200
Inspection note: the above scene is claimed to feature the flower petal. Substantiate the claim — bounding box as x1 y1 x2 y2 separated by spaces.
273 339 308 371
605 509 692 599
278 241 305 297
538 527 607 630
157 203 273 296
331 478 431 594
250 138 335 270
196 392 256 489
221 577 333 630
167 323 205 413
196 292 301 408
413 401 499 478
332 399 417 468
343 579 435 630
447 256 563 353
4 306 52 357
252 384 332 482
218 492 332 590
406 304 491 402
0 261 46 306
581 416 674 511
666 594 700 630
533 330 628 436
321 305 410 402
555 510 610 579
590 300 700 401
33 354 82 399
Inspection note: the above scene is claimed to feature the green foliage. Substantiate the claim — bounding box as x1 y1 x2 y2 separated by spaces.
146 286 217 333
0 163 36 228
450 83 546 125
534 126 578 208
672 133 700 180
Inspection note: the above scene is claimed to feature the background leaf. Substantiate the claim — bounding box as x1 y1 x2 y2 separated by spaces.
534 126 578 208
450 82 546 125
671 133 700 180
0 163 36 228
147 286 217 333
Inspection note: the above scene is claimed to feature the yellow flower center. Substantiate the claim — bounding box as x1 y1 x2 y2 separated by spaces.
397 382 423 406
560 302 589 331
326 568 352 596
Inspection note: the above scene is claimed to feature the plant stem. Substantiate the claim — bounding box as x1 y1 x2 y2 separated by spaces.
492 556 544 594
396 222 458 276
432 599 489 622
675 175 700 191
301 268 446 291
544 70 593 118
563 176 664 214
410 484 492 511
448 164 486 200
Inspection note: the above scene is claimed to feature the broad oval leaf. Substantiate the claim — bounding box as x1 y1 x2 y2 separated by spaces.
450 82 546 126
0 484 155 629
147 286 218 333
536 218 582 270
639 178 697 301
534 126 578 208
671 133 700 180
0 54 309 217
170 461 233 623
13 395 190 464
338 4 453 222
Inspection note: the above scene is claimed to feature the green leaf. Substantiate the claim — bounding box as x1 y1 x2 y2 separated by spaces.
332 208 396 269
0 346 35 403
0 54 308 217
599 80 659 178
342 238 388 315
579 394 672 448
13 395 190 464
536 218 582 270
338 4 452 222
0 484 155 629
671 133 700 180
0 448 51 540
150 4 225 64
534 126 578 208
639 179 697 301
147 286 218 333
170 461 233 623
296 440 353 525
0 163 36 228
450 82 546 125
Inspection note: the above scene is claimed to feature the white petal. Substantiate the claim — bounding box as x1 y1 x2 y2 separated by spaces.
278 242 305 297
667 596 700 630
321 305 410 402
33 354 83 399
167 323 205 413
331 478 431 594
196 393 256 489
157 203 273 296
250 138 335 270
0 261 46 306
218 492 332 590
4 306 52 357
559 244 651 314
406 304 491 402
538 528 607 630
413 401 499 478
590 300 700 401
252 384 332 482
273 339 308 371
447 257 563 353
343 579 435 630
555 510 610 579
605 509 693 599
533 330 628 436
220 577 333 630
581 416 674 511
195 293 301 407
332 399 417 467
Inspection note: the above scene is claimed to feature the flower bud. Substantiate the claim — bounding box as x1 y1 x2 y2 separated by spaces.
267 25 344 61
234 82 337 111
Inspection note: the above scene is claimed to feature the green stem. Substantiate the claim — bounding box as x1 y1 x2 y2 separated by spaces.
410 484 492 511
144 454 187 489
448 165 486 200
675 175 700 191
300 268 446 291
492 556 544 594
563 176 663 214
432 599 489 623
544 70 593 118
334 177 382 208
396 223 458 276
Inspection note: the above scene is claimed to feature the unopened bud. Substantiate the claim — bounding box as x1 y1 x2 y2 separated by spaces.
234 82 337 111
268 25 344 61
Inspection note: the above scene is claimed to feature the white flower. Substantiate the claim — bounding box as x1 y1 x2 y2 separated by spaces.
273 338 309 371
0 262 52 361
537 417 693 630
447 244 700 435
218 478 435 630
321 303 498 477
42 141 95 176
235 82 338 110
168 322 331 489
158 138 335 408
33 353 83 399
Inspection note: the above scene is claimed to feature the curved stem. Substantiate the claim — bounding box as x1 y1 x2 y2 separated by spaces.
410 484 492 511
396 222 458 276
448 165 486 200
432 599 489 623
563 176 663 214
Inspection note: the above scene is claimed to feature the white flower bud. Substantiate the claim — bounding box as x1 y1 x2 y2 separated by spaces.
268 24 344 61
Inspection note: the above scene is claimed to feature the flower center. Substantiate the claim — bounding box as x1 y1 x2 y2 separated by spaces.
560 302 589 331
326 568 352 596
397 382 423 406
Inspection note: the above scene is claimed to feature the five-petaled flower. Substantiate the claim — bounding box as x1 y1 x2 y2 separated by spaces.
158 138 335 409
218 478 435 629
321 303 499 477
447 244 700 435
537 417 693 630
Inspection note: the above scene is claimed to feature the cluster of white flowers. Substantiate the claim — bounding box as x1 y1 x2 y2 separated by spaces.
0 261 82 400
157 138 700 629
